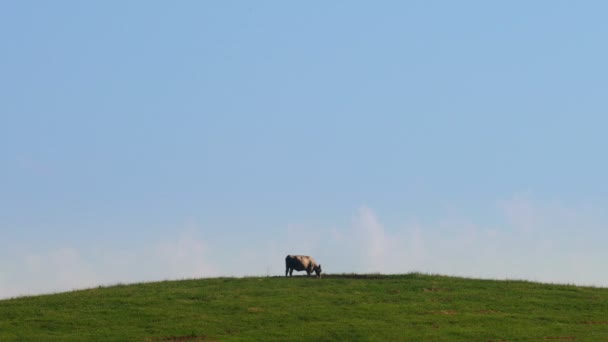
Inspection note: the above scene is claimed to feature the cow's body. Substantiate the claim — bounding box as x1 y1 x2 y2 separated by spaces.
285 255 322 277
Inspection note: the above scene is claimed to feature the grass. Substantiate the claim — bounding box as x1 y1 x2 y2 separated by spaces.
1 273 607 341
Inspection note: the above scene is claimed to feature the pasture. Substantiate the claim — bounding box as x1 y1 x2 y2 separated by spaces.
1 273 607 340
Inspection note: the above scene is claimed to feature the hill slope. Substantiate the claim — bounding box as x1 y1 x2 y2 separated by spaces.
1 273 607 341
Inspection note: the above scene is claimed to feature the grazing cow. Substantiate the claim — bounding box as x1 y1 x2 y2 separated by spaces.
285 255 322 277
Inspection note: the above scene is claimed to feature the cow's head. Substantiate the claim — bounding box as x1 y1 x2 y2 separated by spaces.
313 264 322 278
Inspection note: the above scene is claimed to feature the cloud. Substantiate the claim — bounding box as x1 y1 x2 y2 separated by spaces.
0 228 219 299
326 206 426 274
3 195 607 299
355 206 387 261
326 198 608 287
1 248 100 299
154 229 218 279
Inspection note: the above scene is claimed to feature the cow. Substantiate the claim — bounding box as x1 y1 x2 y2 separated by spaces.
285 255 322 278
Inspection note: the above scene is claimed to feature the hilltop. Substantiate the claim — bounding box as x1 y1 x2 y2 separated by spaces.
1 273 607 340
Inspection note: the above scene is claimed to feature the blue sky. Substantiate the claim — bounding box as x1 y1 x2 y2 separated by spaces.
2 1 608 298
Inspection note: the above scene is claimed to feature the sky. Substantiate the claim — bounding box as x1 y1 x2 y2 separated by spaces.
2 1 608 298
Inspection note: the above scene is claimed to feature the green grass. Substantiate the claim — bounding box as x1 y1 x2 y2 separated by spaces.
1 273 607 341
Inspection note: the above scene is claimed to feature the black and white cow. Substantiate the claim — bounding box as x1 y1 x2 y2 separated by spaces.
285 255 322 277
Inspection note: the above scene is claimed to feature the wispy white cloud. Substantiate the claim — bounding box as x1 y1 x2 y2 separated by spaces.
325 197 608 287
322 206 427 274
2 195 607 299
2 248 100 299
356 206 387 262
1 227 219 299
154 229 218 279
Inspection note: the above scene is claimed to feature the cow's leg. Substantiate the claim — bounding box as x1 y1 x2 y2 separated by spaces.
285 266 289 277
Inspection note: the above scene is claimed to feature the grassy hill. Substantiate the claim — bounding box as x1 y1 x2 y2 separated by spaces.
1 273 607 341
